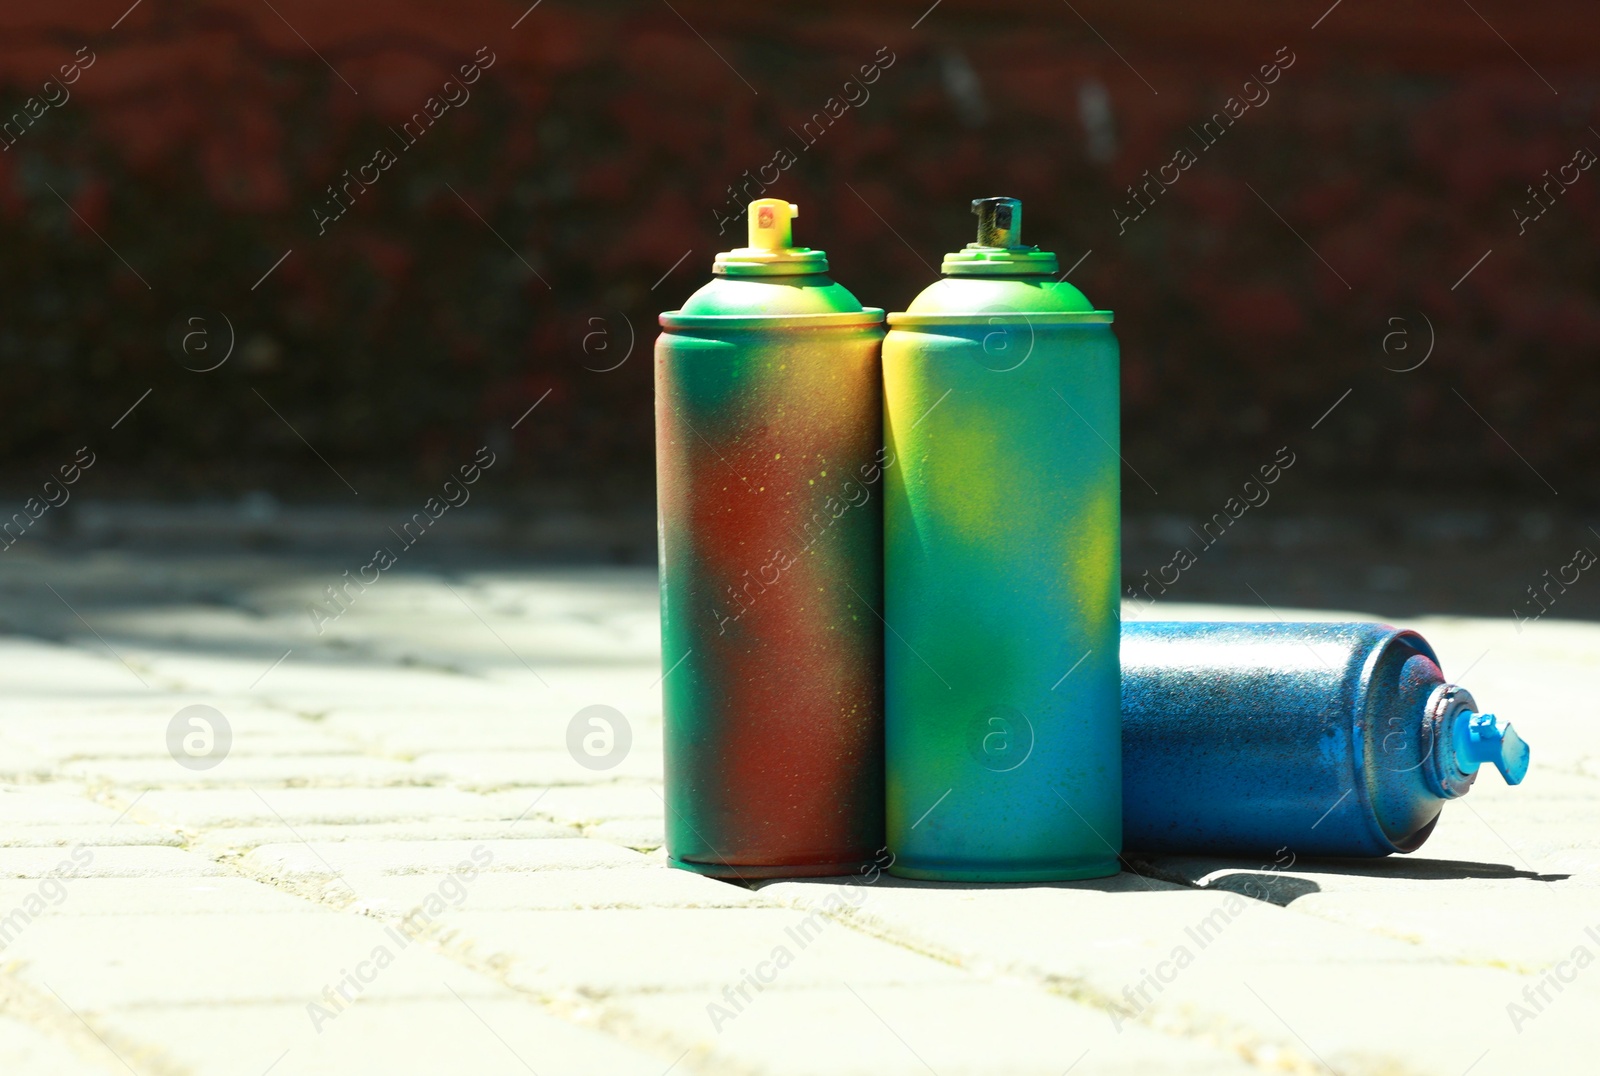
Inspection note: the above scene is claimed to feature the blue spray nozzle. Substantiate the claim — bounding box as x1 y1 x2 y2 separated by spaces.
1452 711 1530 786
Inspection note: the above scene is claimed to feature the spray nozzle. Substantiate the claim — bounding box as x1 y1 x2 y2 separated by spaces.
971 197 1023 248
943 196 1056 275
748 198 800 252
712 199 827 277
1424 684 1531 798
1452 710 1531 785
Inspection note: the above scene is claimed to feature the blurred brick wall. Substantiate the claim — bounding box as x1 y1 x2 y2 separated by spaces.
0 0 1596 504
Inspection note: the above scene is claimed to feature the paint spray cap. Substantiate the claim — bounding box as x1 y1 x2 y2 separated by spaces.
714 198 830 277
1452 710 1530 785
941 197 1059 276
1424 684 1531 797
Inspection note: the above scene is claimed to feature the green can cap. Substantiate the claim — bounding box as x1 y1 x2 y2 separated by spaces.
941 197 1059 276
713 198 831 277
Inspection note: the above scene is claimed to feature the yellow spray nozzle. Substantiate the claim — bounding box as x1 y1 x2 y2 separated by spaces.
714 198 827 276
747 198 800 251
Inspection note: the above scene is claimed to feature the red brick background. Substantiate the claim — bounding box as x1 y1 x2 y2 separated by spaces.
0 0 1596 507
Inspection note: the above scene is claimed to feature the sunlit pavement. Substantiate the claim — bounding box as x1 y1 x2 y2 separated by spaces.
0 540 1595 1075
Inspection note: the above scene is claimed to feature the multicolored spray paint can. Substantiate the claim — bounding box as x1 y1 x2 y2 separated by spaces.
883 197 1122 881
656 198 887 878
1122 621 1531 857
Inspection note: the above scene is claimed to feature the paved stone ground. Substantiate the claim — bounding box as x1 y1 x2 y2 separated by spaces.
0 539 1595 1075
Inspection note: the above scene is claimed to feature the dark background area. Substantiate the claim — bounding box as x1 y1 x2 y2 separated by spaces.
2 0 1598 616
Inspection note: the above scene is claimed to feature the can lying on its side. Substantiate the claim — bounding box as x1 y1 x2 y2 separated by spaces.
656 198 886 879
1121 621 1531 857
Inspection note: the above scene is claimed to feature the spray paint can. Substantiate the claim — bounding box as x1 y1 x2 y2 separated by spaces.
1121 621 1531 857
883 197 1122 881
656 198 886 878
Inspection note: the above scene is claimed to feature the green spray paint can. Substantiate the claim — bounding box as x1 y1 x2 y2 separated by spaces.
883 197 1121 881
656 198 887 878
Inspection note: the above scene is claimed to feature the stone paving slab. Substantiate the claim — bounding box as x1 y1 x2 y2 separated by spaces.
103 997 673 1076
60 756 434 788
614 983 1264 1076
414 747 666 787
124 787 539 830
242 838 647 878
0 876 323 916
454 906 972 994
0 825 186 849
586 817 668 852
4 911 509 1009
0 1012 123 1076
0 846 227 879
187 818 578 855
0 548 1594 1073
343 866 767 914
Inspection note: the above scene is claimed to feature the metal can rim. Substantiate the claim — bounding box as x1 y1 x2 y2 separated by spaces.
886 310 1114 327
658 308 886 330
1350 625 1442 854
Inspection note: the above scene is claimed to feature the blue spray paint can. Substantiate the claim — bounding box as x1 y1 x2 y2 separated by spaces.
1121 622 1530 857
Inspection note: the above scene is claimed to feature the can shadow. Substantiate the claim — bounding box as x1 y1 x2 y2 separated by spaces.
744 870 1176 898
1157 871 1321 907
1123 853 1571 907
1291 856 1567 882
740 855 1570 908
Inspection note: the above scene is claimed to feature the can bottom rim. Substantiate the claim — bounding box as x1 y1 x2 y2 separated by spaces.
669 856 875 880
888 858 1121 883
